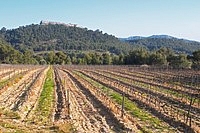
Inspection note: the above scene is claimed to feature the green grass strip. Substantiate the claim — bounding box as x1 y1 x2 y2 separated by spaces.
34 66 54 124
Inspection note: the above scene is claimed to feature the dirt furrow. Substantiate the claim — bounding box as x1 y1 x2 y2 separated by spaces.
0 69 42 109
55 68 110 132
62 68 137 132
0 69 38 107
54 68 68 121
19 67 48 121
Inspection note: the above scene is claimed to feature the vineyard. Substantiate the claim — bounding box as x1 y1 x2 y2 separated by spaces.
0 65 199 133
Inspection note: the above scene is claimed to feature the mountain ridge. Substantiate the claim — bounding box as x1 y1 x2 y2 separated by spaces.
120 35 200 54
121 35 199 42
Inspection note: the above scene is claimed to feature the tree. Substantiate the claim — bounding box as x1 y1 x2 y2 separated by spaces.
23 50 38 64
149 52 167 66
169 54 192 69
71 57 77 64
91 53 101 64
192 50 200 61
102 53 111 65
83 53 92 64
0 27 6 33
66 56 72 64
112 55 120 65
55 51 66 64
118 54 124 65
125 48 149 65
192 50 200 69
46 51 56 64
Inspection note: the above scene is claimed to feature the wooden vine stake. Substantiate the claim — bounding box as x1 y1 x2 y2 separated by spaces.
121 90 125 118
67 88 70 118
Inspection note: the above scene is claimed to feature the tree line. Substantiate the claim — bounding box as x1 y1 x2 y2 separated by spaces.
1 37 200 69
41 47 199 69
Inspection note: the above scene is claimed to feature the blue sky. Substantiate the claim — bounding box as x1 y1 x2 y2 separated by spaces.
0 0 200 41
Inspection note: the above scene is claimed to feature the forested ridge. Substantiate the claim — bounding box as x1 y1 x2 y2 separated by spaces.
122 36 200 54
0 22 133 54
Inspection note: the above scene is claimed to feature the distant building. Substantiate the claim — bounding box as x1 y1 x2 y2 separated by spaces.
40 20 77 27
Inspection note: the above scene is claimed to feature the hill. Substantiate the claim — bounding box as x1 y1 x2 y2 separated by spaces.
121 35 200 54
0 21 133 54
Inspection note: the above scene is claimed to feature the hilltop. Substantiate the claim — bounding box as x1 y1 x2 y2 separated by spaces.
0 21 133 54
